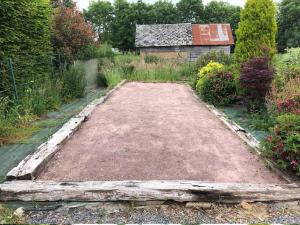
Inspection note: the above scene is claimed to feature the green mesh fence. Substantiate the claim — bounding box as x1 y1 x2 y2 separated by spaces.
219 106 270 142
0 89 106 183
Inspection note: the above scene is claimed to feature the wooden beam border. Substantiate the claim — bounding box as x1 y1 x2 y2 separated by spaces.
6 80 127 181
0 180 299 203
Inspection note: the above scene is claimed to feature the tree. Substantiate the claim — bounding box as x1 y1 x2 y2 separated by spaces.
277 0 300 52
235 0 277 62
84 1 114 43
204 1 241 36
52 1 95 60
111 0 136 51
176 0 204 23
150 0 179 24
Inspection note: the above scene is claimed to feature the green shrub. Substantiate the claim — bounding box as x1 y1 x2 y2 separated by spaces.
97 43 114 59
263 113 300 175
196 62 236 106
97 68 107 88
235 0 277 62
144 55 160 64
196 51 233 69
61 64 87 101
196 61 224 86
77 43 114 61
76 44 100 60
197 67 236 106
280 48 300 66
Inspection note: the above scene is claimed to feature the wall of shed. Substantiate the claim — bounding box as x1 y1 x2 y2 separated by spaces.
140 46 231 62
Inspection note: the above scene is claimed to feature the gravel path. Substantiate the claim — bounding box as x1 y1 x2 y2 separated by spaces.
25 202 300 224
38 82 284 183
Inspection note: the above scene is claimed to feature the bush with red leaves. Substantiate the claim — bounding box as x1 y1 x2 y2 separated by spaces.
52 1 96 62
240 56 274 111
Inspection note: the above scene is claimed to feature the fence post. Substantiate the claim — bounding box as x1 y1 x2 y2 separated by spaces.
8 58 19 104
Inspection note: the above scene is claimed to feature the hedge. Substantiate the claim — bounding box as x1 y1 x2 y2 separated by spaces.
0 0 53 97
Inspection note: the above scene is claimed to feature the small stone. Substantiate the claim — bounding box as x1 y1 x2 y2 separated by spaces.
14 207 24 217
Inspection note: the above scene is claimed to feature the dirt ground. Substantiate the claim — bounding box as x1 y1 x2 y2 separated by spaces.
25 201 300 224
39 82 284 183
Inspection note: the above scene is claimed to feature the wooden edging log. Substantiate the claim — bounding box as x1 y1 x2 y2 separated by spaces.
0 180 299 203
6 80 127 181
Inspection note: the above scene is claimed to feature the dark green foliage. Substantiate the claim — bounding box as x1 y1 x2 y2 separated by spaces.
235 0 277 62
77 43 114 60
263 113 300 175
0 0 53 96
83 1 114 44
97 71 107 88
198 70 236 106
110 0 135 51
196 51 233 69
150 0 179 24
204 1 241 37
60 64 87 101
240 57 274 111
277 0 300 52
176 0 204 23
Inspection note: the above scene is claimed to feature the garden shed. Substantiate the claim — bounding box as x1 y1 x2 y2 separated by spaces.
135 23 234 62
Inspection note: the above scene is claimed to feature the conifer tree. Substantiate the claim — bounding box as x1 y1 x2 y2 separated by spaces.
235 0 277 62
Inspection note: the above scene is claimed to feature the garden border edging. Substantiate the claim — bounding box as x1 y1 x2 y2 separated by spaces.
6 80 127 181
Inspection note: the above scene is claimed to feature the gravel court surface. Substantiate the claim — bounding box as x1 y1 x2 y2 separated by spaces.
39 82 284 183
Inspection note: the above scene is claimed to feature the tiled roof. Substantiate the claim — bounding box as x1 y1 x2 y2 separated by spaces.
135 23 234 47
135 23 193 47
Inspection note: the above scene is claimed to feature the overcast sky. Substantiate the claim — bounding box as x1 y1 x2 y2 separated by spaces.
76 0 246 10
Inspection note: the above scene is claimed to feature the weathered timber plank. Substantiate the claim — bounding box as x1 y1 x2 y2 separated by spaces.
6 80 127 181
0 180 299 203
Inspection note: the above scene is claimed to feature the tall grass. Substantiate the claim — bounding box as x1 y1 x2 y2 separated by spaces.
122 60 196 82
104 69 123 88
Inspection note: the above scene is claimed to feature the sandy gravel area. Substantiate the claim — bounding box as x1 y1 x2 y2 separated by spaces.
38 82 284 183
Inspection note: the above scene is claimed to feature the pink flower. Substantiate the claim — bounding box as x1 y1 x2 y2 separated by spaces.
291 160 298 170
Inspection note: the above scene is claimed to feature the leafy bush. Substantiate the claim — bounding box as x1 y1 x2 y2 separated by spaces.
52 2 95 61
97 43 114 59
77 43 114 61
240 56 274 111
144 55 160 64
196 62 236 106
60 64 87 101
196 51 233 69
280 48 300 65
263 113 300 175
267 76 300 116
